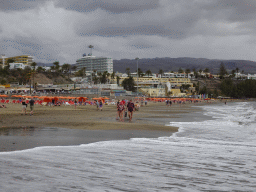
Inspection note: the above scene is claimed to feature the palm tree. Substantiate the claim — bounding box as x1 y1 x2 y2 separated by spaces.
158 69 164 78
31 62 37 70
116 76 120 85
53 61 60 72
145 69 152 77
36 66 45 73
137 68 143 77
198 69 202 76
126 68 130 76
204 68 209 73
185 68 191 78
62 63 71 77
111 72 115 79
235 67 239 79
178 68 184 74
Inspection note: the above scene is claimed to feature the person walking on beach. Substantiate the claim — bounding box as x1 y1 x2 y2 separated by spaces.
29 97 35 116
52 98 55 107
96 100 99 110
116 100 120 120
74 98 77 109
21 98 27 115
99 100 103 111
117 100 125 121
127 99 135 122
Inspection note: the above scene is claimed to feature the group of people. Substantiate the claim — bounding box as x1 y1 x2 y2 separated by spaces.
116 99 135 122
21 97 35 116
95 100 103 111
18 96 137 121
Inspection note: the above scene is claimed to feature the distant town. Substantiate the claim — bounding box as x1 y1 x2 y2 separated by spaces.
1 53 256 98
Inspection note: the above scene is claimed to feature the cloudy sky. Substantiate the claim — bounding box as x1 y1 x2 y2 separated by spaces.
1 0 256 65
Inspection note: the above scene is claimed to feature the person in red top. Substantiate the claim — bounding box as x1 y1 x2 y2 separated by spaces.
117 100 125 122
127 99 135 122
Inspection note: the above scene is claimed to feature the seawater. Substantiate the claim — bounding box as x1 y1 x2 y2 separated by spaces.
0 102 256 192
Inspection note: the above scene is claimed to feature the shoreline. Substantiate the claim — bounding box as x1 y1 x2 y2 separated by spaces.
0 101 183 131
0 100 222 151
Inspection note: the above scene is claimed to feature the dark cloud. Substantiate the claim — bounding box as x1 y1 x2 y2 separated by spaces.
0 36 61 63
0 0 48 12
127 38 158 50
74 0 256 39
79 25 186 39
54 0 159 13
1 0 256 63
198 0 256 22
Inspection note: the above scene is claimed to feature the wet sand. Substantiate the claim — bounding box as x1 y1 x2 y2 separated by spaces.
0 100 210 151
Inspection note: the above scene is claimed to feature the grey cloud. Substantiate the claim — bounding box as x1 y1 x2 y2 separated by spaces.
128 39 158 50
199 0 256 22
0 0 48 12
54 0 159 13
0 36 61 63
75 0 256 39
79 25 186 39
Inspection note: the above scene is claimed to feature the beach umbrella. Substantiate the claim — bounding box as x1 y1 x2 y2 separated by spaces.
38 96 46 99
0 95 8 97
43 97 52 102
53 97 59 101
78 97 87 102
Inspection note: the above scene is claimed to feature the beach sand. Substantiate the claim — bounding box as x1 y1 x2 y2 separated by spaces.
0 100 208 151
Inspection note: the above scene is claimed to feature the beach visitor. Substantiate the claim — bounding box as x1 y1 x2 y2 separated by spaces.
127 99 135 122
99 100 103 111
52 98 55 107
117 100 125 121
145 100 147 106
29 97 35 116
96 100 99 110
74 98 77 109
21 98 27 115
116 100 120 120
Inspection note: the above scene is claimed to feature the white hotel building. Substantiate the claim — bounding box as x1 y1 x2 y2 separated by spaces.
76 55 113 74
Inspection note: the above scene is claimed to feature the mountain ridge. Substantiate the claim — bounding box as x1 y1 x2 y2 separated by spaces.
113 57 256 74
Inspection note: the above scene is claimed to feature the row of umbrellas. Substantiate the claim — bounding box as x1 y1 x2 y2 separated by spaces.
4 95 111 102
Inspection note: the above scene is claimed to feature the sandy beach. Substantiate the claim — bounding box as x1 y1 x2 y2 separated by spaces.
0 100 212 151
0 101 191 131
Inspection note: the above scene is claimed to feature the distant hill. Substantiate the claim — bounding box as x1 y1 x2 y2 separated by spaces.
113 57 256 74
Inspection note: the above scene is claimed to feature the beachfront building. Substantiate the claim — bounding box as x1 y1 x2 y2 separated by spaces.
139 85 184 97
76 55 113 74
9 63 27 70
6 55 33 66
111 76 193 96
115 76 193 88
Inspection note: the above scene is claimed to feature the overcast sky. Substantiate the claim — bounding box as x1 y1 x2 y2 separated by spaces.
1 0 256 65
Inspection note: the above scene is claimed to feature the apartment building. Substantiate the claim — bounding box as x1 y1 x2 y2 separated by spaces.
76 55 113 74
7 55 33 66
